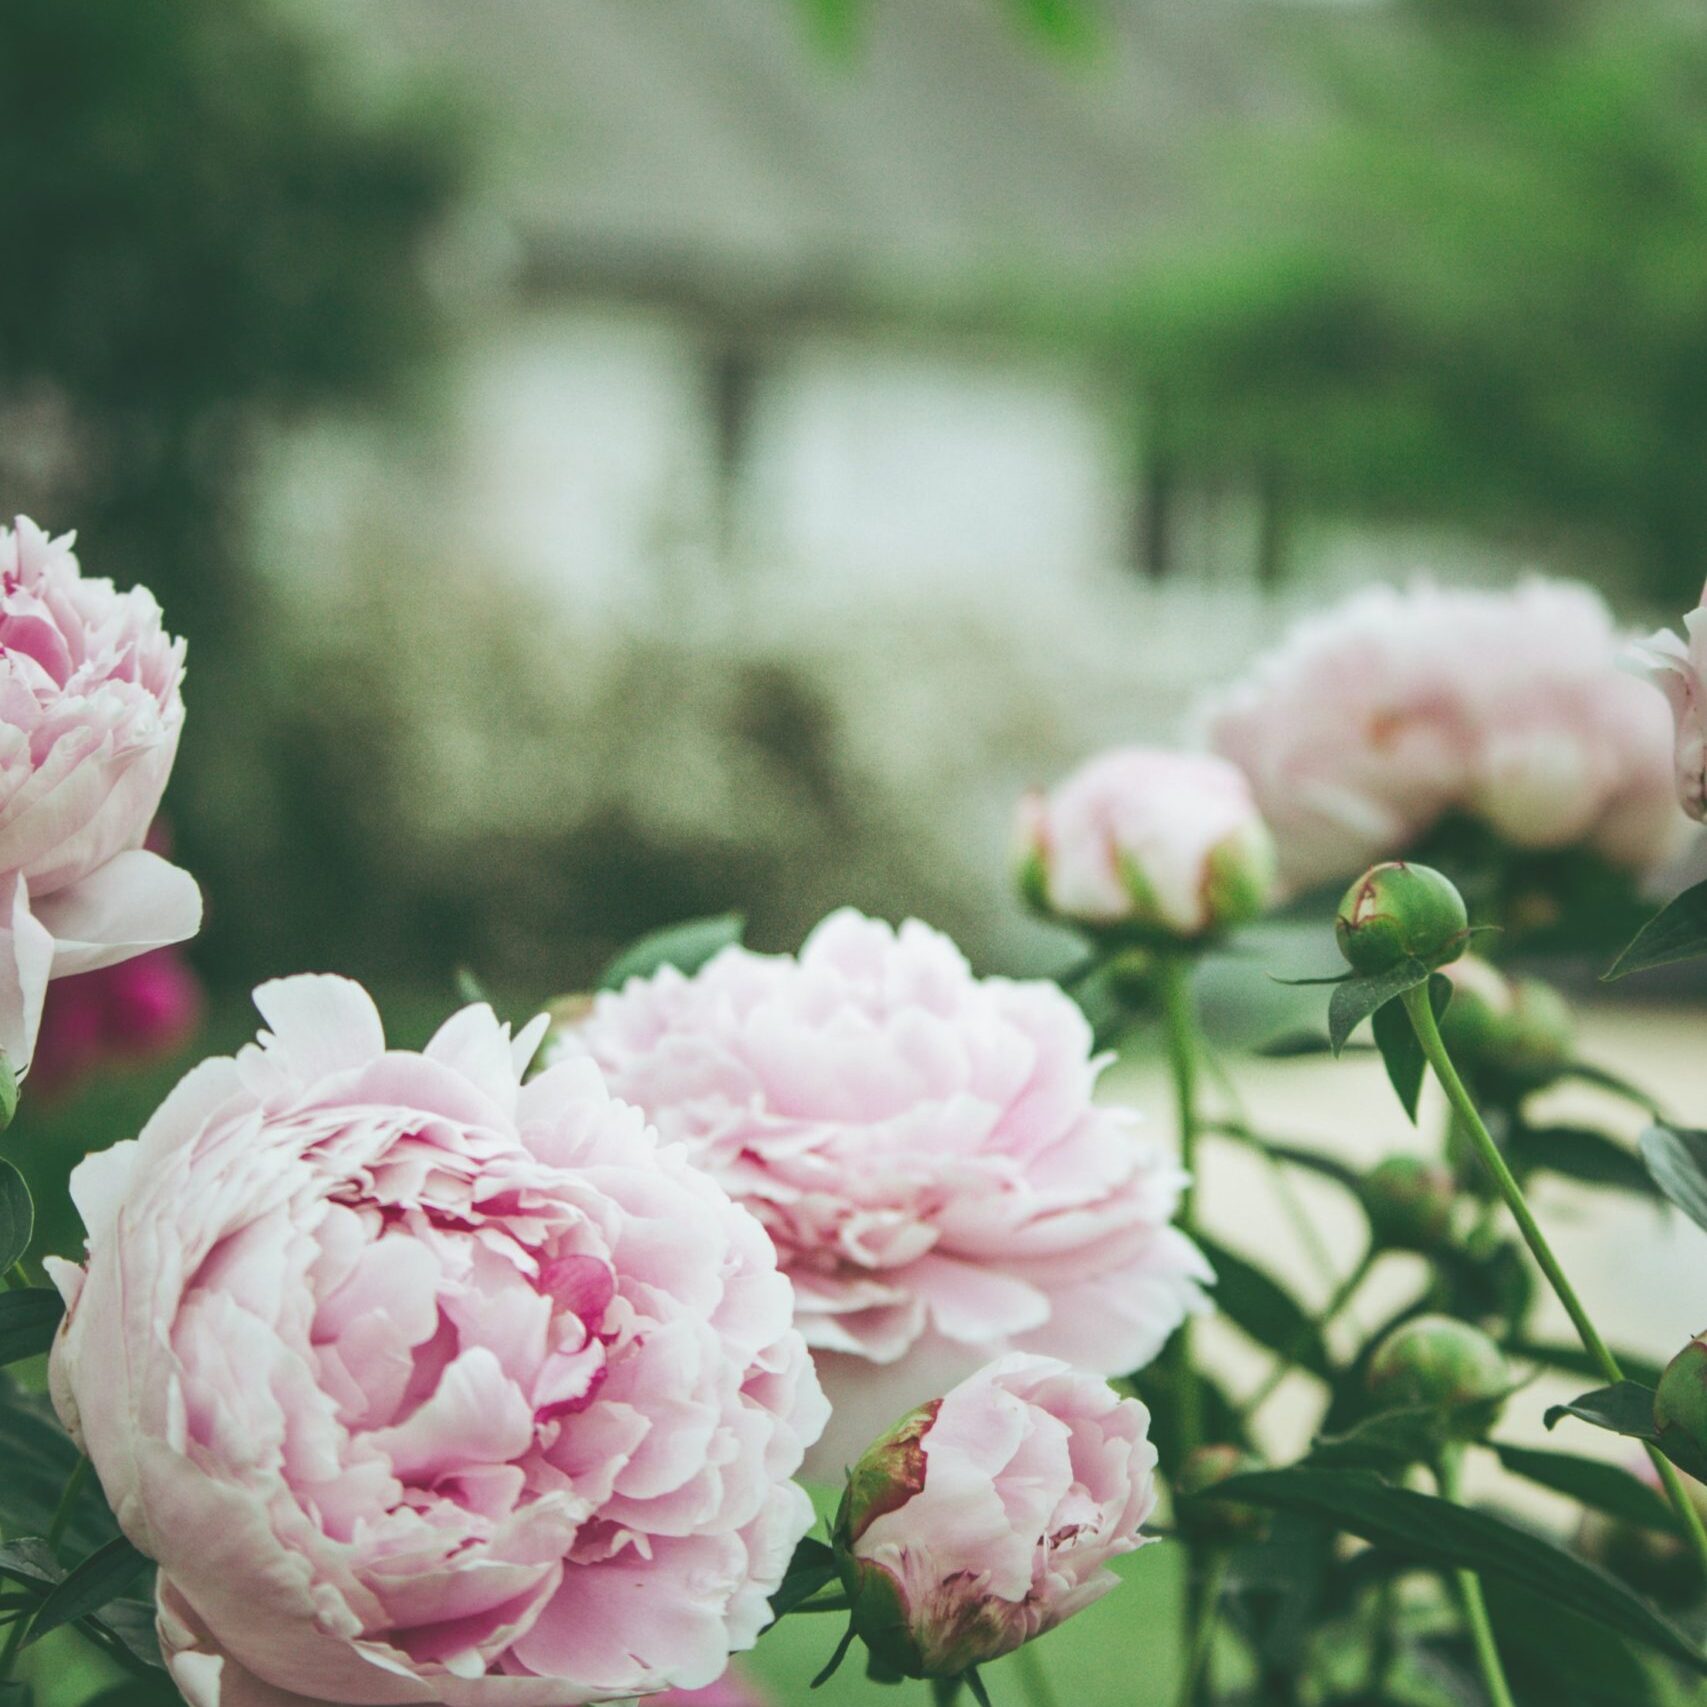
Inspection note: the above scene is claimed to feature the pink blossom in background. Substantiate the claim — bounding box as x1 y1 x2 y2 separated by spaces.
28 944 202 1097
549 909 1211 1472
48 975 827 1705
1627 587 1707 822
1017 746 1275 937
835 1354 1157 1677
1197 578 1682 890
0 518 199 1073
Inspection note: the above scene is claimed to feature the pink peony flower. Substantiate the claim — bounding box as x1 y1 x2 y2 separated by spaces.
833 1354 1157 1677
29 943 202 1097
1197 578 1681 889
47 975 827 1706
1017 747 1275 937
653 1666 768 1707
548 910 1211 1471
0 517 199 1073
1627 588 1707 821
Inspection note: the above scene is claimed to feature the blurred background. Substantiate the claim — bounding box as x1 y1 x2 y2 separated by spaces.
10 0 1707 1004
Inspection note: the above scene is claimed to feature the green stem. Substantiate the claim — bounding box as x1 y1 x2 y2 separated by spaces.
1241 1247 1375 1421
1175 1550 1229 1707
46 1457 89 1559
5 1261 27 1291
0 1610 24 1682
1402 985 1707 1582
1013 1640 1060 1707
1436 1444 1516 1707
1156 954 1205 1455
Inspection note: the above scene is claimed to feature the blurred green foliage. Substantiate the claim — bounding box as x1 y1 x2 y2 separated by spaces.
1109 0 1707 603
0 0 466 982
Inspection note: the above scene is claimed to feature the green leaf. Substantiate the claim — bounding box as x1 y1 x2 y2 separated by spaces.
1556 1062 1665 1116
598 914 744 991
1327 957 1431 1055
1513 1340 1664 1391
1310 1406 1447 1469
1195 1235 1332 1379
1214 1468 1707 1672
0 1376 118 1552
1493 1443 1679 1534
769 1537 839 1620
810 1620 857 1688
1605 877 1707 980
1210 1125 1362 1190
1372 972 1451 1121
1544 1381 1659 1443
1508 1126 1661 1199
963 1667 993 1707
0 1541 61 1591
83 1597 165 1671
23 1535 149 1646
1250 1028 1335 1058
1638 1124 1707 1234
1484 1577 1664 1707
0 1289 62 1366
0 1159 31 1273
452 966 492 1007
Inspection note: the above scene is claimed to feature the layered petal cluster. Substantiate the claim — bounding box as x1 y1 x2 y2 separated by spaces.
835 1354 1156 1677
1197 578 1681 889
1017 747 1276 937
550 910 1210 1468
47 975 826 1706
1627 588 1707 822
0 517 199 1070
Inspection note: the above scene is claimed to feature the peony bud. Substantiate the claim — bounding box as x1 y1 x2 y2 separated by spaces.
1367 1315 1509 1434
1360 1155 1457 1253
1335 862 1469 975
1439 956 1573 1091
832 1355 1157 1680
1175 1445 1268 1544
1655 1335 1707 1479
1017 748 1276 942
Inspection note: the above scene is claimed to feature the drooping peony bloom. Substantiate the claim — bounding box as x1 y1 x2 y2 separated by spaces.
0 517 199 1072
1016 747 1276 939
547 910 1211 1471
47 975 827 1706
832 1354 1157 1678
28 943 202 1097
1627 588 1707 821
1197 578 1681 890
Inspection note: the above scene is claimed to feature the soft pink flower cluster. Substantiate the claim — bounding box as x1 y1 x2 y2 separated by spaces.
49 976 827 1706
1628 585 1707 823
1017 746 1275 938
836 1354 1156 1677
1199 578 1681 889
0 518 199 1071
550 909 1210 1469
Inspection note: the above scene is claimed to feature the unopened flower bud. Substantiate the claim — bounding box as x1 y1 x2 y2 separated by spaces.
1367 1315 1509 1433
1176 1444 1268 1544
1655 1335 1707 1480
832 1355 1157 1679
1017 749 1276 942
1335 862 1468 975
1439 956 1573 1090
1360 1155 1456 1253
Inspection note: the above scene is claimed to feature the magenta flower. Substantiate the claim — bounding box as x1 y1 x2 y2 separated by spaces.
29 944 202 1097
834 1354 1157 1677
0 517 199 1073
47 976 827 1704
551 910 1210 1470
